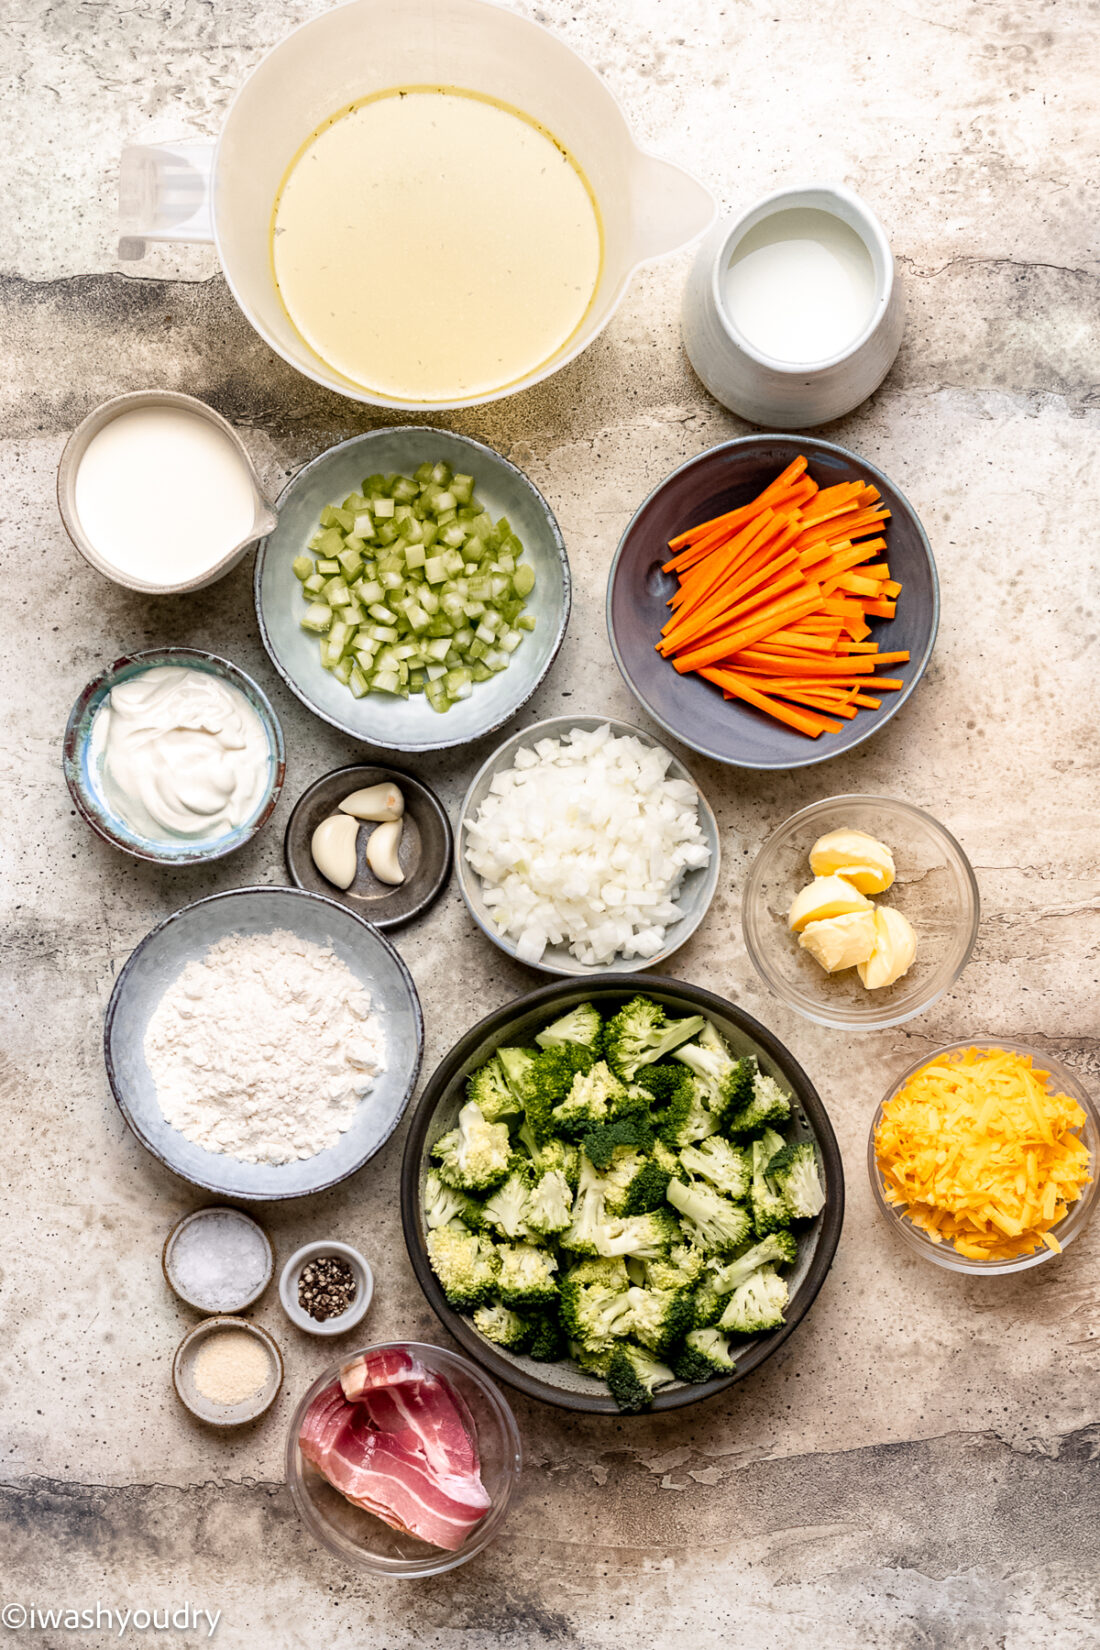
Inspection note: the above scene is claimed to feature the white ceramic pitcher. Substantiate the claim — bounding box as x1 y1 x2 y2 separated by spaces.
119 0 715 410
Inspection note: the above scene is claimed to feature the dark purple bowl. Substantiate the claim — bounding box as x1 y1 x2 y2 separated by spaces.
606 435 939 770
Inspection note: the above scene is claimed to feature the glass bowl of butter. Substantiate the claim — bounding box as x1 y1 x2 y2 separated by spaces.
742 794 979 1029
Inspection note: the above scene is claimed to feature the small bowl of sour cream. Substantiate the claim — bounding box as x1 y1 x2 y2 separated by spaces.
63 648 285 864
57 390 277 595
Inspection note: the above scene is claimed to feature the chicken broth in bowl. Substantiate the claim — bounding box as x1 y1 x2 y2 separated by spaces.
271 87 602 403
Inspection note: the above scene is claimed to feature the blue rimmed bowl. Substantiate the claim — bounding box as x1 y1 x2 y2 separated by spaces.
63 647 285 864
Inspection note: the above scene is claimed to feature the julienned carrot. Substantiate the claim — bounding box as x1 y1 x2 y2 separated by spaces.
657 456 907 737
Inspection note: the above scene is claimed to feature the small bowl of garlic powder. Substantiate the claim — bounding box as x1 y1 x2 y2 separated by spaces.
173 1319 283 1426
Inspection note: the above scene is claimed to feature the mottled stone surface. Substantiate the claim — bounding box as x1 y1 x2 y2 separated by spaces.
2 0 1099 1644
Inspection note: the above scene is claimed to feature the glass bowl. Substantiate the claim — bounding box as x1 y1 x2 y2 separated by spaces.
285 1341 522 1576
742 794 979 1029
868 1039 1099 1274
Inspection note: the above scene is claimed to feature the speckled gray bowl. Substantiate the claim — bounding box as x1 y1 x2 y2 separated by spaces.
455 715 721 976
254 427 570 754
105 887 424 1200
63 648 285 865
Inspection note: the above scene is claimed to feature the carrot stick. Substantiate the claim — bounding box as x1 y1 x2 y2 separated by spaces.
671 592 823 673
699 668 839 736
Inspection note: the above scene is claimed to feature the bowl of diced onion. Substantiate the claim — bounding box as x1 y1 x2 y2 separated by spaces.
254 427 570 753
868 1039 1098 1274
455 716 721 976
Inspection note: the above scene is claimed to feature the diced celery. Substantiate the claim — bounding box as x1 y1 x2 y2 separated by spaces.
348 666 370 698
391 477 419 503
451 474 474 504
316 557 341 575
319 505 340 529
338 547 364 578
373 497 395 519
513 563 536 598
300 602 333 634
516 612 537 631
368 624 399 644
332 656 354 685
302 573 327 597
470 660 492 682
404 542 426 569
474 618 498 643
373 670 401 694
354 579 385 606
499 627 523 653
424 556 448 585
342 599 366 625
353 512 374 537
376 520 399 546
293 555 313 581
425 663 447 682
425 637 451 662
381 569 404 591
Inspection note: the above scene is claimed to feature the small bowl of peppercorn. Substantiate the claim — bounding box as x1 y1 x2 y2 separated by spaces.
279 1241 373 1337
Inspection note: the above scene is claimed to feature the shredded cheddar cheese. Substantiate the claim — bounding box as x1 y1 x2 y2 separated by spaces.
874 1047 1092 1260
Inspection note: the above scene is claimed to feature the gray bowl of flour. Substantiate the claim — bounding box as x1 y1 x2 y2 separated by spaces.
105 887 423 1199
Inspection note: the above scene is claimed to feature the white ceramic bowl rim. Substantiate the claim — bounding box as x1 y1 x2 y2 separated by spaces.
455 713 721 975
742 791 980 1030
708 182 895 373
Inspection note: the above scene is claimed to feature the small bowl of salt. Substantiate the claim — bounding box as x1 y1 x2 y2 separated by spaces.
163 1207 274 1314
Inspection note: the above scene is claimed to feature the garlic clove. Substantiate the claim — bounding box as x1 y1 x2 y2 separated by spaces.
365 818 405 885
311 814 360 890
339 783 405 823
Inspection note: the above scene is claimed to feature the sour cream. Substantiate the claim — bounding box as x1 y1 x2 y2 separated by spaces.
91 666 270 843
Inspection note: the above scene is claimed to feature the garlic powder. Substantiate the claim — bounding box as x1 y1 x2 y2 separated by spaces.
144 929 386 1165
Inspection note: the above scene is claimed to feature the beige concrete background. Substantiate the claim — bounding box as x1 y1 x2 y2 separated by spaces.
2 0 1098 1644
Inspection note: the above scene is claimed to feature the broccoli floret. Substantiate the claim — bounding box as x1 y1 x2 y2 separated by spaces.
680 1136 751 1201
535 1003 603 1052
473 1301 532 1351
666 1177 753 1254
644 1242 707 1294
649 1068 720 1150
525 1167 574 1238
597 1148 671 1218
521 1043 599 1144
725 1065 792 1139
565 1255 630 1290
423 1168 487 1232
570 1341 615 1378
766 1141 826 1219
708 1229 799 1295
718 1266 788 1335
606 1344 677 1413
498 1241 559 1309
691 1273 729 1329
466 1055 522 1123
604 997 706 1081
551 1060 630 1137
562 1158 612 1256
559 1278 635 1349
598 1209 682 1259
634 1064 687 1103
750 1129 794 1237
526 1310 566 1362
652 1137 689 1183
497 1045 539 1099
515 1123 580 1187
626 1285 694 1357
580 1112 654 1171
672 1327 737 1383
425 1221 500 1311
432 1101 513 1194
481 1166 533 1239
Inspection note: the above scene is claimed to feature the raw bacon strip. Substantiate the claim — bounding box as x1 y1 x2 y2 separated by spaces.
299 1381 490 1551
340 1349 481 1477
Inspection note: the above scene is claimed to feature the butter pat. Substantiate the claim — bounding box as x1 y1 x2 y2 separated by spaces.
857 906 918 989
788 875 873 932
798 910 877 972
809 828 895 894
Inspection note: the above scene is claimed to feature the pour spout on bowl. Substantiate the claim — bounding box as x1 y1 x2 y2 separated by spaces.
630 153 717 264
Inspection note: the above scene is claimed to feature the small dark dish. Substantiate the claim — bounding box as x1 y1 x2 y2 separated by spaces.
400 973 844 1414
284 764 452 930
606 434 938 770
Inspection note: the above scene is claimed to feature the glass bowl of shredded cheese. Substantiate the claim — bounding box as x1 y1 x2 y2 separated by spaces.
869 1040 1098 1272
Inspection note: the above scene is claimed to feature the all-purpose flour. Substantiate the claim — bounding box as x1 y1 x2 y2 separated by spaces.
144 929 387 1165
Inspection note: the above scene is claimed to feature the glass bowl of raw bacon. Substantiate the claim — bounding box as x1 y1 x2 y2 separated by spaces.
286 1341 522 1575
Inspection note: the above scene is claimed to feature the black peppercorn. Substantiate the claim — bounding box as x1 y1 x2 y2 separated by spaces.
298 1255 358 1322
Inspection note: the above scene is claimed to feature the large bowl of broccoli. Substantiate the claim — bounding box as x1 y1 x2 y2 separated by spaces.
400 977 844 1414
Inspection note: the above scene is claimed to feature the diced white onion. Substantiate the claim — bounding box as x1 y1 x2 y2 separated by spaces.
463 725 712 966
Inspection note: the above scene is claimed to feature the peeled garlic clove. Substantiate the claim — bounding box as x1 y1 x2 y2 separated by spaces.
339 783 405 822
809 828 895 894
366 818 405 885
311 813 359 890
857 906 918 989
788 875 873 932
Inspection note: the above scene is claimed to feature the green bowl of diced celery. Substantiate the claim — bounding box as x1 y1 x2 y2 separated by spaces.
254 428 570 752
